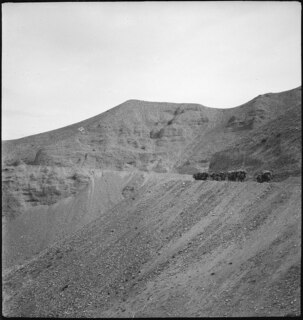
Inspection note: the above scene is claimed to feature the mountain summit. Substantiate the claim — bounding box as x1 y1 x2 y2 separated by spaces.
3 86 301 177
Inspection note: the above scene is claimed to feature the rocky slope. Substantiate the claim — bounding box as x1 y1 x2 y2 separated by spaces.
209 102 301 180
2 86 301 223
176 86 301 174
2 86 301 317
3 174 301 317
3 168 145 269
2 87 301 175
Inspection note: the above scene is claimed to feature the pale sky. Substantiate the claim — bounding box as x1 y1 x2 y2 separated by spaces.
2 1 301 140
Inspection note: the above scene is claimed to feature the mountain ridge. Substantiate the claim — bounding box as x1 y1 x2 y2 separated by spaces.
3 86 301 176
2 86 301 317
3 86 301 143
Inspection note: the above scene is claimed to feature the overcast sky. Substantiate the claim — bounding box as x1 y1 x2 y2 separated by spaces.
2 1 301 140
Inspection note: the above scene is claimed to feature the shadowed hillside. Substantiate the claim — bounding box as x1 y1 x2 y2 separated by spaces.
174 86 301 174
209 103 301 180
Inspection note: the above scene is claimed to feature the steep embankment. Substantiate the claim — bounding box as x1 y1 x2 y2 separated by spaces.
3 174 301 317
3 168 146 269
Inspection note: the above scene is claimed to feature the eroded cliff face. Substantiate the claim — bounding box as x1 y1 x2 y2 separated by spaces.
2 165 90 221
2 168 146 269
2 87 301 176
209 103 302 179
2 87 301 266
2 100 220 173
2 87 301 317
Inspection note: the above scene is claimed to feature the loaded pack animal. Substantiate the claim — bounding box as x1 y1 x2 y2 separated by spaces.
219 171 227 181
209 172 221 181
193 172 208 180
237 170 247 182
227 171 237 181
193 169 246 182
227 170 246 181
256 170 272 183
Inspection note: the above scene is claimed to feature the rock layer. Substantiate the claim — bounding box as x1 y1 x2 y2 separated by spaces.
2 86 302 317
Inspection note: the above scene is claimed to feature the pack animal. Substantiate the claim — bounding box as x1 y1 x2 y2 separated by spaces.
193 172 209 180
256 170 272 183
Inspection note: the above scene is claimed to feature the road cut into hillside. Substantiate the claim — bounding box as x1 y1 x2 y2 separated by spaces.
3 172 301 317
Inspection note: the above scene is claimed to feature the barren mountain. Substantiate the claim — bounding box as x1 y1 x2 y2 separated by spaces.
2 87 301 317
3 87 301 175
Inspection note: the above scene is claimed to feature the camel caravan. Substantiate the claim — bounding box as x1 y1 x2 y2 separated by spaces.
193 170 272 183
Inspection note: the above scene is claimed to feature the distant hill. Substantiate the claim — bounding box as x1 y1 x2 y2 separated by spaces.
3 87 301 177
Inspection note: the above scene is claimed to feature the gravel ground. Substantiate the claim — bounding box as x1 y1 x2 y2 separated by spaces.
2 174 301 317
